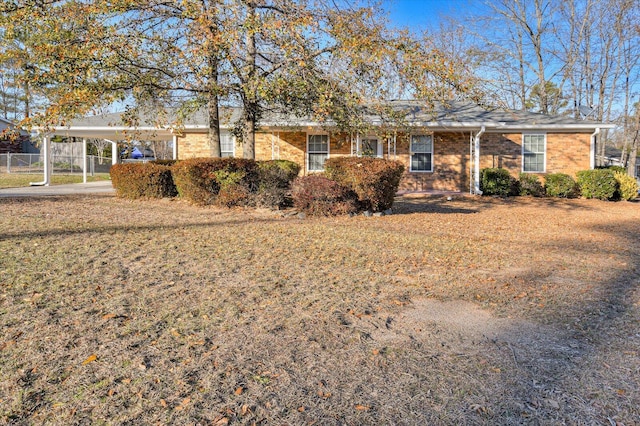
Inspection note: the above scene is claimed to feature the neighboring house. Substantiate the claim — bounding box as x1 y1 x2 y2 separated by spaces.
0 117 32 154
50 101 614 193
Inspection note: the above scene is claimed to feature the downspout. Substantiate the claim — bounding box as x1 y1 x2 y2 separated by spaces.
590 128 600 169
30 133 51 186
473 126 486 195
82 138 87 183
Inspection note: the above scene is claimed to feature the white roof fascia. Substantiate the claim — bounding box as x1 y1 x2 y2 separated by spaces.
484 123 616 132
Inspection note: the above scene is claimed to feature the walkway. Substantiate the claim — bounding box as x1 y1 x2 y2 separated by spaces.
0 181 115 197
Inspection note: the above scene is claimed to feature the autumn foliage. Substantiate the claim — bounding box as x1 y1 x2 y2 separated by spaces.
110 163 177 199
324 157 405 212
291 175 358 216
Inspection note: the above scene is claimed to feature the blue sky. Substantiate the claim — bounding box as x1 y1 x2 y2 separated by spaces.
383 0 486 32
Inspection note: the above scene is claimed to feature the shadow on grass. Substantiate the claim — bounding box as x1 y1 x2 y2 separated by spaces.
392 194 602 215
490 217 640 422
0 196 281 242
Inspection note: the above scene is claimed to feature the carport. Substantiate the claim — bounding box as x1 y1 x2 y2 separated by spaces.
33 112 176 186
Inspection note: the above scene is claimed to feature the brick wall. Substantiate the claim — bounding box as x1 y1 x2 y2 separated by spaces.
396 132 472 192
178 129 594 192
177 132 244 159
546 133 590 176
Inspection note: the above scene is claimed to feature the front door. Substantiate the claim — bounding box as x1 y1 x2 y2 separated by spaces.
360 138 381 157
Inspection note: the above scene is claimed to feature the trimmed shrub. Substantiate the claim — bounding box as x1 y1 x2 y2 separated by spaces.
291 175 358 216
545 173 578 198
614 171 638 201
480 168 515 197
110 163 177 199
518 173 545 197
151 159 178 166
576 169 618 200
171 158 259 206
212 169 251 207
254 160 301 208
324 157 405 212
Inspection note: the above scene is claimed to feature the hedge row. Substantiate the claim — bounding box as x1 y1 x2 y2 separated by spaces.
480 166 638 201
111 158 300 208
111 157 405 216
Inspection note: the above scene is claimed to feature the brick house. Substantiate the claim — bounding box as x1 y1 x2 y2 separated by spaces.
173 101 614 193
51 101 614 193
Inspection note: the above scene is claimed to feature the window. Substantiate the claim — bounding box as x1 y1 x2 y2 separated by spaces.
221 132 235 157
410 134 433 172
360 138 380 157
522 134 545 172
308 134 329 171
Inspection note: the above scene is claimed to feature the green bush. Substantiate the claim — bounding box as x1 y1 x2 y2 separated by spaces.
110 163 177 199
576 169 618 200
291 175 358 216
597 165 627 174
518 173 545 197
545 173 578 198
480 168 516 197
614 171 638 201
324 157 405 212
171 158 259 206
254 160 301 208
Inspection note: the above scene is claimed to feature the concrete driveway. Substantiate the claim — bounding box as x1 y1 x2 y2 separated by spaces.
0 181 115 197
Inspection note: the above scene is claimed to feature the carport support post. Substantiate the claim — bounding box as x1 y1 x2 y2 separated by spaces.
111 141 118 165
82 138 87 183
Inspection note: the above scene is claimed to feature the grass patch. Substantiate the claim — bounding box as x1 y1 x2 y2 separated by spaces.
0 173 111 189
0 194 639 424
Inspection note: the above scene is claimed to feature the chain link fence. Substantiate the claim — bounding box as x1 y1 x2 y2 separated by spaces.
0 153 112 175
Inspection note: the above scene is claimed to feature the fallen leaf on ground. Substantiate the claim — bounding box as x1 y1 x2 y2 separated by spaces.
82 354 97 365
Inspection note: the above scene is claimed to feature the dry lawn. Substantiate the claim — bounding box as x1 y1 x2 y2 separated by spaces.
1 193 639 425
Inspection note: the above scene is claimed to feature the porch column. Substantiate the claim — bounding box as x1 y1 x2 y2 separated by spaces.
590 128 600 169
473 127 485 195
82 138 87 183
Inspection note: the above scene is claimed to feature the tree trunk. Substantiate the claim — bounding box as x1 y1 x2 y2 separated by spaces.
244 110 256 160
242 2 257 160
208 54 221 157
628 135 638 177
532 0 548 114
